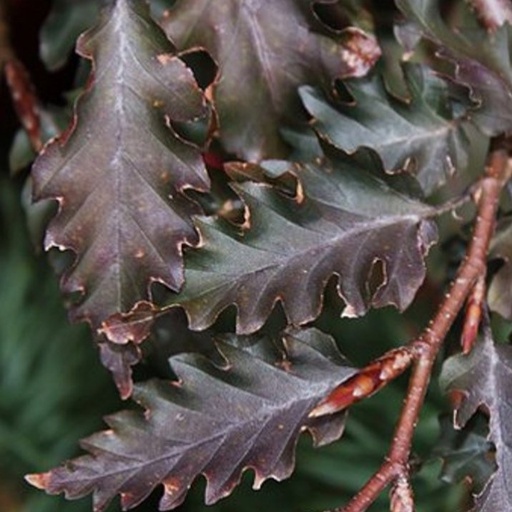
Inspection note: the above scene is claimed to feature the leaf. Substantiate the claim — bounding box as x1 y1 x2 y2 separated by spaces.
32 0 210 331
163 157 437 334
396 0 512 135
300 63 472 195
27 327 356 511
39 0 170 70
488 217 512 319
439 327 512 511
98 339 142 400
100 307 223 399
434 414 496 491
162 0 381 161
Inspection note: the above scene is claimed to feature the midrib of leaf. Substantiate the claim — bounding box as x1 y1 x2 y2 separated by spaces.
311 91 459 150
65 385 324 486
91 7 184 304
350 118 453 149
244 4 280 115
191 210 429 279
113 9 139 306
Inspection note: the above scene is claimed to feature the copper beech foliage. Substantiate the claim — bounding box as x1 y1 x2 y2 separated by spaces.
2 0 512 511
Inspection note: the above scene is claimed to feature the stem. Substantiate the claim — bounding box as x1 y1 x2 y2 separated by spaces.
0 0 43 152
333 149 510 512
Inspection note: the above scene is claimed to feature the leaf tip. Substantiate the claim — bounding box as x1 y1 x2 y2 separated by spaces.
308 402 336 418
25 472 50 490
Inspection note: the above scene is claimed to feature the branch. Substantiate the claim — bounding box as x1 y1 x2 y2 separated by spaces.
0 0 42 152
323 148 510 512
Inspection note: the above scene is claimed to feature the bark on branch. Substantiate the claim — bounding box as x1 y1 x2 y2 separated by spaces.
328 148 511 512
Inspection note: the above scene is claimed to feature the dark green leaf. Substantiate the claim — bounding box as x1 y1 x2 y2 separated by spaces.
28 328 355 511
32 0 210 331
300 63 472 194
434 414 496 491
440 327 512 511
163 0 381 161
163 157 437 333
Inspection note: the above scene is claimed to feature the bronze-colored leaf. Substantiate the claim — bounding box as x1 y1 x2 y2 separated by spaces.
163 0 380 161
32 0 210 331
27 328 355 511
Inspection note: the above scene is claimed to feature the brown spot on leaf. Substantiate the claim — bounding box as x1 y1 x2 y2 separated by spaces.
340 28 381 78
98 301 158 345
157 53 173 65
163 477 182 496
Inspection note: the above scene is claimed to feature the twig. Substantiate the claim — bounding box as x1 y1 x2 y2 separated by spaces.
328 148 510 512
4 59 43 151
0 0 42 152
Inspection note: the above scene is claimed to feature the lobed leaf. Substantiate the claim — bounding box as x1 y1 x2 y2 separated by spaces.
32 0 210 331
27 328 355 511
396 0 512 135
163 0 381 161
440 327 512 511
300 63 471 195
434 414 496 491
163 157 438 334
39 0 172 69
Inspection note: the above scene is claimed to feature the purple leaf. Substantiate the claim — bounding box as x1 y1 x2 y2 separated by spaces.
440 327 512 511
163 0 380 161
27 327 355 511
32 0 210 331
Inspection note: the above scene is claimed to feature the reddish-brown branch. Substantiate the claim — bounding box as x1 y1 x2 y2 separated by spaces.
4 59 42 151
389 471 414 512
0 0 42 152
329 149 510 512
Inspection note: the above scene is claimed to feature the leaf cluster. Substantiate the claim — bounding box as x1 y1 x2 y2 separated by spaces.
3 0 512 511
